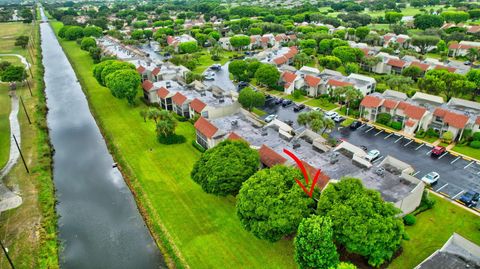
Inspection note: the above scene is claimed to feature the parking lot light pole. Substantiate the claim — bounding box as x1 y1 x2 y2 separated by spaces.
0 240 15 269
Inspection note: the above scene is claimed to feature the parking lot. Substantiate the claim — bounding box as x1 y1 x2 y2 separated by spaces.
260 96 311 130
331 124 480 209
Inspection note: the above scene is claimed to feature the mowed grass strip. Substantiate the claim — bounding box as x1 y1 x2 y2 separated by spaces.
50 21 296 268
0 22 31 56
0 84 11 168
389 195 480 269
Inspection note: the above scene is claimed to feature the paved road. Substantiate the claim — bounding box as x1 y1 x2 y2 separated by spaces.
203 62 236 92
330 124 480 208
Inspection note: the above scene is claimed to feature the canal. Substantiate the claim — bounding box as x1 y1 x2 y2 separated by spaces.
40 6 165 269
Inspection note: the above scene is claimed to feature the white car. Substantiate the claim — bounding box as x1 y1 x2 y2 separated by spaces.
204 72 215 80
264 114 277 123
365 149 380 162
325 111 339 119
421 172 439 185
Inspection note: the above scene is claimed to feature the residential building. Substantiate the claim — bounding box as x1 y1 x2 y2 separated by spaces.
448 41 480 57
167 34 197 52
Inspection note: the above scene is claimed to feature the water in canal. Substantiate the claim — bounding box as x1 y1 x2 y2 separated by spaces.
40 7 165 268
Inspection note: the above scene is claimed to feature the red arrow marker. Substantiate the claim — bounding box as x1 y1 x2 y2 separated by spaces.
283 149 321 198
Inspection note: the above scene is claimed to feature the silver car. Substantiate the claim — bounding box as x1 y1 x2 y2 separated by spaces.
365 149 380 162
421 172 439 185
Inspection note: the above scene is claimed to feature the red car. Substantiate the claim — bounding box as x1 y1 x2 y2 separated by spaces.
431 146 446 157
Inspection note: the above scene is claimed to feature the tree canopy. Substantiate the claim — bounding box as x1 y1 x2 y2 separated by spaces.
414 14 444 30
179 41 199 53
1 65 26 82
191 140 259 196
254 64 280 88
105 68 141 105
236 165 316 242
238 87 265 111
229 35 250 50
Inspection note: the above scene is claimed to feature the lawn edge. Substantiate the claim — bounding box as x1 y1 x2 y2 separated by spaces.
48 20 188 269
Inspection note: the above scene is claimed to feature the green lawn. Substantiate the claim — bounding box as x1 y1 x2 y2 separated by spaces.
192 49 235 75
451 145 480 160
0 56 22 65
341 118 354 127
51 21 296 269
0 22 32 57
389 195 480 269
0 84 11 168
285 94 309 102
252 107 267 117
305 98 338 111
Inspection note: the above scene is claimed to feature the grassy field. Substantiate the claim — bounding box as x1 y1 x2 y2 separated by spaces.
0 85 11 168
51 20 296 269
0 20 58 268
389 194 480 269
285 93 309 102
0 56 22 65
305 98 338 110
452 145 480 160
192 49 235 75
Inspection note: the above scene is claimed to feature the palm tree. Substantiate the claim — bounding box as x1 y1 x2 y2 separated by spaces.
342 87 363 116
297 110 328 133
321 118 335 134
148 108 162 124
467 48 479 63
156 111 177 138
139 109 148 122
293 52 310 69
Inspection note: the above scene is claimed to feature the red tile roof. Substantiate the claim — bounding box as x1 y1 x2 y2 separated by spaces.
468 26 480 33
250 36 257 44
194 117 218 139
387 58 407 68
409 61 430 71
137 65 146 74
282 71 297 83
172 92 187 105
152 67 160 76
287 34 297 40
190 98 207 113
360 95 383 108
299 161 329 190
157 87 170 98
384 35 394 41
261 36 269 43
397 101 409 110
304 75 321 87
449 42 461 49
273 56 288 65
396 37 407 43
444 111 469 129
227 132 244 141
284 82 291 89
258 145 287 168
404 104 426 120
435 65 456 73
405 119 416 127
289 46 298 53
476 116 480 125
383 99 399 109
275 34 287 41
142 80 154 91
433 108 447 117
327 79 353 87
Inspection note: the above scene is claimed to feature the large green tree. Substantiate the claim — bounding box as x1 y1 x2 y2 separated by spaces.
228 60 249 81
156 110 177 141
14 36 29 49
100 61 136 86
419 69 476 100
254 64 280 88
385 12 403 24
191 140 259 196
236 165 316 242
83 26 103 37
294 216 339 269
298 110 334 134
317 178 404 267
229 35 250 50
179 41 199 53
332 46 364 63
411 35 440 54
80 37 96 51
64 26 84 40
105 69 141 105
238 87 265 111
414 14 444 30
1 65 26 82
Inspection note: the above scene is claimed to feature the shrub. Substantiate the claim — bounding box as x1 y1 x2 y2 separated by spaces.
470 140 480 149
415 129 426 138
426 128 439 138
412 190 436 215
473 132 480 141
376 113 391 125
80 37 96 51
191 140 206 152
292 90 303 100
463 129 472 140
390 121 402 130
403 214 416 226
442 131 454 143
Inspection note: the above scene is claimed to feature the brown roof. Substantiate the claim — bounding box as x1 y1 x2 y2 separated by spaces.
260 36 269 43
157 87 170 98
444 111 469 129
258 145 287 168
404 104 426 120
305 75 321 87
397 101 409 110
275 34 287 41
383 99 399 109
360 95 383 108
194 117 218 139
299 161 329 190
273 56 288 65
476 116 480 125
405 119 416 127
142 80 154 91
433 108 447 117
190 98 207 113
172 92 187 105
387 59 407 68
152 67 160 76
327 79 353 87
282 71 297 83
137 65 146 73
409 61 430 71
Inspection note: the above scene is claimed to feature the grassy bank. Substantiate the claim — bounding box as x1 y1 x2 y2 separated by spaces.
50 20 296 269
389 194 480 269
0 21 58 268
0 85 11 168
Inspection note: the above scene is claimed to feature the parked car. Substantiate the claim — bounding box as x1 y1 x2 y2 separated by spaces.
464 61 472 65
364 149 380 162
285 120 294 126
265 94 274 102
333 116 345 123
204 72 215 80
293 104 305 112
349 121 362 130
459 191 480 208
275 98 284 105
282 99 293 107
264 114 277 123
325 111 338 119
421 172 440 185
312 107 321 112
210 64 222 71
431 146 446 157
237 81 249 89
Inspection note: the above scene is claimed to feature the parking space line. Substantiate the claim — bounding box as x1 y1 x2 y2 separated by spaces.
404 140 413 147
372 156 384 164
384 133 393 139
360 123 366 128
436 183 448 192
415 144 424 150
412 171 420 176
365 127 374 133
394 137 403 143
374 130 383 136
464 161 474 169
426 150 432 155
452 191 464 200
438 152 448 159
451 156 461 164
477 171 480 175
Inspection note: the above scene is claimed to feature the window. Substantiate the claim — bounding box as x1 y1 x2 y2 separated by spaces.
196 131 208 149
201 111 209 118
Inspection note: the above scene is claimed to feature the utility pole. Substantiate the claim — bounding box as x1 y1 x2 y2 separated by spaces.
25 79 33 97
0 240 15 269
12 135 29 174
19 96 31 125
